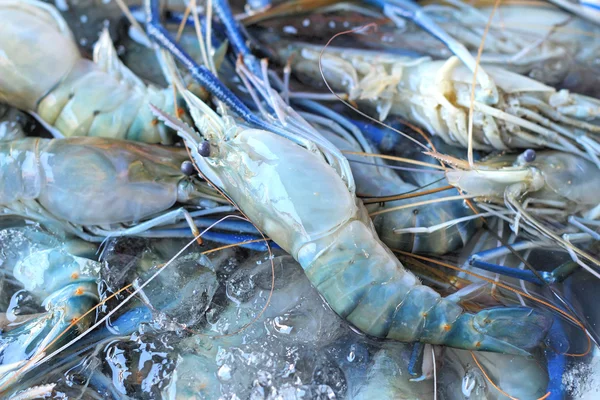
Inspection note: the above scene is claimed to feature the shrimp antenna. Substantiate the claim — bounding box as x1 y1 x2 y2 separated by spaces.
362 184 453 204
360 178 450 204
318 24 430 151
467 0 501 167
342 151 446 170
432 346 437 400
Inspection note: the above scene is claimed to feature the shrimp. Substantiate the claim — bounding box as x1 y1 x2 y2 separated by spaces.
151 40 551 354
275 43 600 165
431 149 600 278
167 251 552 399
0 0 180 144
0 227 101 391
0 227 221 397
0 136 231 242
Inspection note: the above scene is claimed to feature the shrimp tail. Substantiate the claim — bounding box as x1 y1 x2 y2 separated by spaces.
442 307 552 355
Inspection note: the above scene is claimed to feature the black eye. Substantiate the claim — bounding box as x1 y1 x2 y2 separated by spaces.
198 141 211 157
523 149 536 163
181 160 195 176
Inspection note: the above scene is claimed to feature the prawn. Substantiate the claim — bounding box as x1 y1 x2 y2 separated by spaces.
0 135 263 246
0 227 102 391
431 149 600 279
0 0 180 144
147 12 552 352
274 42 600 166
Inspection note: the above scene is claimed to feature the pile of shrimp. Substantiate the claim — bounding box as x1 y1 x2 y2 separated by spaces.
0 0 599 398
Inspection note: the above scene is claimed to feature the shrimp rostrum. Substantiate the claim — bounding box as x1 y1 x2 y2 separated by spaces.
150 40 552 354
0 0 180 144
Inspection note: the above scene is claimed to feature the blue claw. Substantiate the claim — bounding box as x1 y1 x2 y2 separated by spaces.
407 342 424 377
141 228 279 251
144 0 263 126
213 0 262 75
213 0 252 59
545 317 568 400
470 259 549 285
201 231 280 251
163 217 259 234
468 244 580 285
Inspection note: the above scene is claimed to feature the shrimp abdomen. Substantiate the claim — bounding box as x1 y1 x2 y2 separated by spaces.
37 60 175 143
299 204 550 353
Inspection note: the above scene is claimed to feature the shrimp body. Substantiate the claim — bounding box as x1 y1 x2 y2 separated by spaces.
278 43 600 161
161 87 551 354
0 0 177 143
0 137 211 239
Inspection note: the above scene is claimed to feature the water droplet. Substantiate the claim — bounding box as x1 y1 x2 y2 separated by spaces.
273 316 293 335
283 26 298 35
347 345 356 362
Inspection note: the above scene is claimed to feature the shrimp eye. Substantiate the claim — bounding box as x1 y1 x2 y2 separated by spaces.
198 141 211 157
523 149 536 163
181 161 195 176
